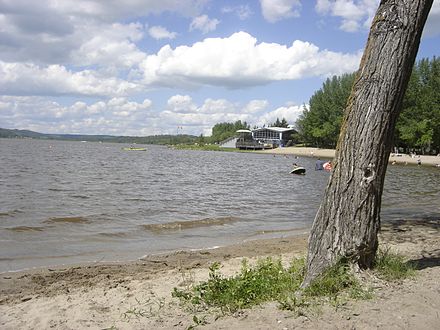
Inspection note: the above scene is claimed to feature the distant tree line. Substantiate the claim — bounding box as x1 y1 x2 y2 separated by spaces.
0 128 198 145
208 120 250 144
295 57 440 154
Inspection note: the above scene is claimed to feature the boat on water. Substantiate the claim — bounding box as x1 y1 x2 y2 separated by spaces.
122 147 147 151
290 165 306 175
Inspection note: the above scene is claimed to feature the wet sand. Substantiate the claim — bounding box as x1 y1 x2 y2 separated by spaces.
258 146 440 166
1 219 439 329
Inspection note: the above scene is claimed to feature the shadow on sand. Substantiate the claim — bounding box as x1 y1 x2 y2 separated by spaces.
381 218 440 270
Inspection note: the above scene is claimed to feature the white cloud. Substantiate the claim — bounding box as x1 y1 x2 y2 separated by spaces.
315 0 440 34
71 22 147 69
0 93 306 137
0 95 153 135
260 0 301 23
424 0 440 37
111 98 152 117
222 5 253 20
140 32 361 89
315 0 378 32
0 61 139 97
167 95 197 113
49 0 209 22
243 100 269 114
160 110 251 136
0 0 207 65
199 98 235 114
257 104 304 127
159 95 302 136
189 15 220 34
148 25 177 40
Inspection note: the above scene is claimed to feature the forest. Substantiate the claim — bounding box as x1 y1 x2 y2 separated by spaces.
295 57 440 154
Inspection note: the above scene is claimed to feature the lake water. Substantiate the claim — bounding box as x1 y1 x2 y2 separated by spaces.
1 139 439 272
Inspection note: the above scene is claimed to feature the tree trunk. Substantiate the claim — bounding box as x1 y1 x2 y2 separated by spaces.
302 0 433 287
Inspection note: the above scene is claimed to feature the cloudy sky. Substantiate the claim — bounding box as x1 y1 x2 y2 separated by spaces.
1 0 439 136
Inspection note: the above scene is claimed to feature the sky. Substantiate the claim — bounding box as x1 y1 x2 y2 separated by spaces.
0 0 439 137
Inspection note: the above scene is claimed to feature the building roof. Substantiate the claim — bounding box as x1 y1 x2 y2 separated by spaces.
252 127 295 133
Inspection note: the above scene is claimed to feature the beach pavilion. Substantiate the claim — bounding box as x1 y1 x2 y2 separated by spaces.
235 126 297 149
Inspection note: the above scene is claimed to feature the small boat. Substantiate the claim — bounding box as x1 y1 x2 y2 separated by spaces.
122 147 147 151
290 166 306 175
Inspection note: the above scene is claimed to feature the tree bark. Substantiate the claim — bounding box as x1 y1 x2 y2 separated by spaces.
302 0 433 287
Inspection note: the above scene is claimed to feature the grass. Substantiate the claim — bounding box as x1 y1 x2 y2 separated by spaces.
173 249 414 316
373 248 416 281
173 257 371 315
121 297 166 321
303 261 372 300
173 258 304 313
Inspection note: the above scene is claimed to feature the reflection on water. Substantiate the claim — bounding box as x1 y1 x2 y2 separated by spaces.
0 138 439 272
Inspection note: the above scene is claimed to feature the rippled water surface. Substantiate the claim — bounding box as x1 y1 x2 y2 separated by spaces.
1 139 439 272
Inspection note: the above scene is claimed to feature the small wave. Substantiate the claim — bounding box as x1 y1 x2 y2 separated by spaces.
0 209 24 217
97 232 129 238
48 187 72 192
43 216 91 224
142 216 240 232
124 198 150 202
109 181 125 185
5 226 46 232
70 195 90 199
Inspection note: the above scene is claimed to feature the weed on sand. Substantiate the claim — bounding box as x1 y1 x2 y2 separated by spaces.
373 248 416 281
171 249 415 328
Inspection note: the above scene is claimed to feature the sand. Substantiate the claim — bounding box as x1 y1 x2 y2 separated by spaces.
1 219 439 330
258 146 440 166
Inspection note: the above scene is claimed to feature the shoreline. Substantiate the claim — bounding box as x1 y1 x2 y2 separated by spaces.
1 219 439 329
257 146 440 166
0 226 311 276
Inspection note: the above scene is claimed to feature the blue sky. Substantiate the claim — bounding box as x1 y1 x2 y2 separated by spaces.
1 0 439 136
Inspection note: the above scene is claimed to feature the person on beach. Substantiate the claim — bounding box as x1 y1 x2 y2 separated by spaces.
323 161 332 171
417 158 421 166
315 158 325 170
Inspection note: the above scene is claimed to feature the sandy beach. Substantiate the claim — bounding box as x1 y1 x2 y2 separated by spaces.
1 219 439 329
258 146 440 167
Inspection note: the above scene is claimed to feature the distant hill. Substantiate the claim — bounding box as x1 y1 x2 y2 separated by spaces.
0 128 47 139
0 128 197 145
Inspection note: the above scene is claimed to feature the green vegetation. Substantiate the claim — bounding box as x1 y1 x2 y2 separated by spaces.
173 251 414 317
209 120 250 144
272 117 289 128
396 57 440 154
296 57 440 154
173 258 304 314
172 257 370 315
0 127 198 145
373 248 416 281
302 260 372 301
296 73 356 148
122 297 166 321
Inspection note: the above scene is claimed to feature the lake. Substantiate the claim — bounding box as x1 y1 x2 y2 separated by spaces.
1 139 439 272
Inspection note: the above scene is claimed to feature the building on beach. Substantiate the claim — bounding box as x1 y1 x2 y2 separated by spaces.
235 126 297 150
